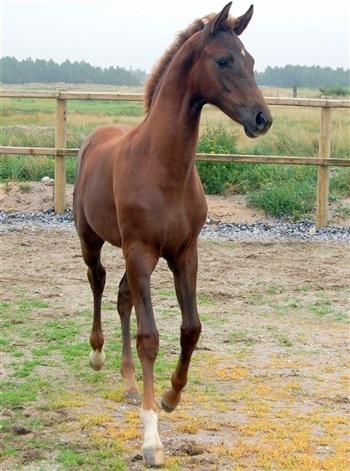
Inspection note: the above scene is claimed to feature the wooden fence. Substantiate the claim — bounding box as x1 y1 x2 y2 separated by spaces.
1 91 349 228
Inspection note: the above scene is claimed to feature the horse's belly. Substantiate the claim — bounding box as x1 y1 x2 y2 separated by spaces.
75 174 122 247
83 198 122 247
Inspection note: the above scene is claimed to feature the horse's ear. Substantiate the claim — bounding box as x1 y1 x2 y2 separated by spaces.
210 2 232 35
233 4 254 36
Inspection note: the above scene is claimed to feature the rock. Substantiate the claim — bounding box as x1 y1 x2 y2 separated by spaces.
41 176 55 186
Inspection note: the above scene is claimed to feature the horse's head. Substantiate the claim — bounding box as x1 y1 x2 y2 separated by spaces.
196 2 272 138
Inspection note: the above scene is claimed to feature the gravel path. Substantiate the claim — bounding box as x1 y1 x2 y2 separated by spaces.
1 209 349 242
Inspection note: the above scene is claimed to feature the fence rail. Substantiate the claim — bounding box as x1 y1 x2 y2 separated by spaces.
1 91 349 228
1 146 349 167
1 90 349 107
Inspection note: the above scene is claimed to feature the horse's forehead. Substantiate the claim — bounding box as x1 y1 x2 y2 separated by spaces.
205 30 244 54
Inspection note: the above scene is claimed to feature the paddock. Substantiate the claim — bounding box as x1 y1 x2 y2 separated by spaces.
1 192 348 470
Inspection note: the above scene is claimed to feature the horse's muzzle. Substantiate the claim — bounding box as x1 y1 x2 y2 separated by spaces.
243 110 273 138
256 111 270 131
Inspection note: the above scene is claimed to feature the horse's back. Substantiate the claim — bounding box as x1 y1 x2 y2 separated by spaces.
74 125 128 246
76 125 126 172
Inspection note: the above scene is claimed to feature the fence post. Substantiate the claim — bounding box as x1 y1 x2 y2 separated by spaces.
55 97 67 213
316 98 332 228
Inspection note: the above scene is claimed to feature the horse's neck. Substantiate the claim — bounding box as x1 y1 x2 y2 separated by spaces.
144 48 202 172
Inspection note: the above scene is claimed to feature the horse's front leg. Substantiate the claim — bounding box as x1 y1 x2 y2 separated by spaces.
124 244 164 466
162 244 202 412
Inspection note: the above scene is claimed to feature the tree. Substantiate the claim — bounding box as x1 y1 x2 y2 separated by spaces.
255 65 350 89
0 57 145 86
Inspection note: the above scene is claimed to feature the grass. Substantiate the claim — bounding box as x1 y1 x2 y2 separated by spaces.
1 85 349 219
56 445 126 470
247 178 316 219
196 120 349 218
228 331 256 346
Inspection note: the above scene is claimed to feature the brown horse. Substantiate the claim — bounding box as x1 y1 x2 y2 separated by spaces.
73 2 272 466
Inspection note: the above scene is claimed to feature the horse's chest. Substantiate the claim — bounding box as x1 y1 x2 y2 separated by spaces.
159 204 206 243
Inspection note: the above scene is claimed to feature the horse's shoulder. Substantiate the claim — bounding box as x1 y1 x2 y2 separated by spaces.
91 125 130 138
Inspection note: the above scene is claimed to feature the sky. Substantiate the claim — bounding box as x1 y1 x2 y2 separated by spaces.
1 0 349 73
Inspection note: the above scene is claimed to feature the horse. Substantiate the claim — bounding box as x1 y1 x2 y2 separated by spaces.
73 2 272 466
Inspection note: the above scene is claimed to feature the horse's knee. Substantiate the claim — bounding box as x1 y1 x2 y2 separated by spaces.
136 331 159 362
180 322 201 351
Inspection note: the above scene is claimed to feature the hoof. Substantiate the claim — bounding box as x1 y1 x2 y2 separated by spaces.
89 349 106 371
124 390 141 404
161 396 176 413
143 447 165 467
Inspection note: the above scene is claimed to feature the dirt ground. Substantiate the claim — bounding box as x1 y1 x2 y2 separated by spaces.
1 183 349 470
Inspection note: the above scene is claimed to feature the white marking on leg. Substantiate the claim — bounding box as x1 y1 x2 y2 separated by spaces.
140 408 163 451
140 408 164 465
140 408 164 464
89 349 106 371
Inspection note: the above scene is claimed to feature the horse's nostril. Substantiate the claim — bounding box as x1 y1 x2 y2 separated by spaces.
256 112 268 130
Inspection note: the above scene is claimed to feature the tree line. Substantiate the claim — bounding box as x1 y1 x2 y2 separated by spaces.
1 57 349 91
0 57 146 86
255 65 349 91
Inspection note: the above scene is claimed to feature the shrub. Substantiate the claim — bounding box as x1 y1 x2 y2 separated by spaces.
246 165 318 219
248 180 316 219
319 85 350 97
330 167 350 198
196 123 239 194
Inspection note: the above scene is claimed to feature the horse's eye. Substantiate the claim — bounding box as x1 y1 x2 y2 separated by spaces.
216 58 230 68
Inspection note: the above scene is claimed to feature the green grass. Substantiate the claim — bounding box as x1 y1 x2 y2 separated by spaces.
1 382 38 407
68 99 143 117
56 446 127 470
247 178 316 219
278 336 294 347
195 123 350 218
12 359 42 378
2 97 143 117
228 331 256 347
0 154 77 183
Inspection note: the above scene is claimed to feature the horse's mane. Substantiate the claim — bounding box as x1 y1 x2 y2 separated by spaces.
144 13 237 112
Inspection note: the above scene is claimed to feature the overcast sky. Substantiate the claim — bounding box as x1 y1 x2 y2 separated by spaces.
1 0 349 73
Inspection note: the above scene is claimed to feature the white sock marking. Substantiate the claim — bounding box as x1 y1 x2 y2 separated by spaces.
89 349 106 370
140 408 163 450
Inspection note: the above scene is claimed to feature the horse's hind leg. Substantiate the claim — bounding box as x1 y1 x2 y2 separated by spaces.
80 236 106 371
117 272 140 400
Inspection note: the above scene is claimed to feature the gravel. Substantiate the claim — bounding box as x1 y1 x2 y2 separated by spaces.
1 209 349 243
202 219 350 242
0 209 75 233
